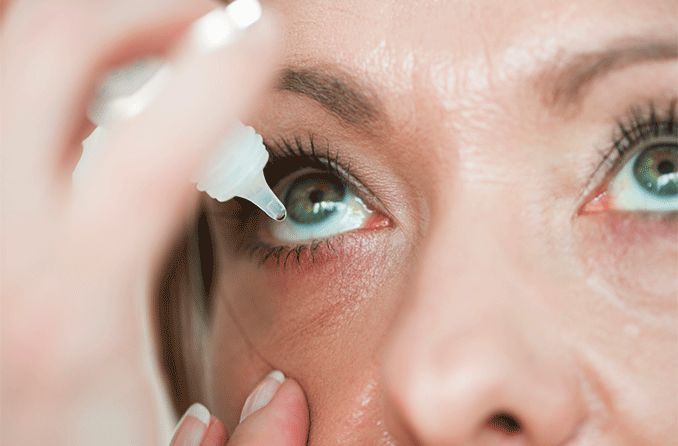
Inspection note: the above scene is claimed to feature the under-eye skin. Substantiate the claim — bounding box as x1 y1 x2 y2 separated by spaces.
238 135 391 267
580 99 678 216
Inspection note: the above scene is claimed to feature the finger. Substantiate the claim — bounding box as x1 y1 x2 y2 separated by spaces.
71 7 279 269
202 417 228 446
2 0 212 188
171 403 211 446
228 372 309 446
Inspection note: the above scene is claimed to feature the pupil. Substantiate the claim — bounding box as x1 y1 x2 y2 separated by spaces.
633 144 678 197
309 189 325 203
284 172 346 224
657 160 675 175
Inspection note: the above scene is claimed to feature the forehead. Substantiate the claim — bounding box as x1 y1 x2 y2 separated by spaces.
268 0 676 83
262 0 678 154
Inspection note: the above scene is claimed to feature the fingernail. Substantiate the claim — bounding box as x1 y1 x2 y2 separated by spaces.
239 370 285 422
171 403 211 446
189 0 264 53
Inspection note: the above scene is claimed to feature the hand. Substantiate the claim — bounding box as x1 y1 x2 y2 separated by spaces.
0 0 285 444
170 372 309 446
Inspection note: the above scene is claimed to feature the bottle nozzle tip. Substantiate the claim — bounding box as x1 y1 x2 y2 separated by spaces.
239 182 287 222
234 171 287 222
275 209 287 221
265 199 286 222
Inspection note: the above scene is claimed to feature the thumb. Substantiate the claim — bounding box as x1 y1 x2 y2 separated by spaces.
229 371 309 446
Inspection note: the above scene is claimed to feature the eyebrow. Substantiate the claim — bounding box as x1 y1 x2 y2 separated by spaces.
539 36 678 111
275 65 388 132
274 36 678 129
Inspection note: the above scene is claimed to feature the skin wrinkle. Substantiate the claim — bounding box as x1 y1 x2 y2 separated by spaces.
257 233 394 349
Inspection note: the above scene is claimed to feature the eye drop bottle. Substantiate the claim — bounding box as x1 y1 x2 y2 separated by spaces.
79 0 286 221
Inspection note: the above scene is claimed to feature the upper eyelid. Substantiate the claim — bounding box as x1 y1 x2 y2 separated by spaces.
263 135 350 188
608 100 676 166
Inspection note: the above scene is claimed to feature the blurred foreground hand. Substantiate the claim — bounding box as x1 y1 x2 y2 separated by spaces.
0 1 311 444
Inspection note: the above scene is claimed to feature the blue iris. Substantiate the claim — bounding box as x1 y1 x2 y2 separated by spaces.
633 143 678 197
283 172 347 225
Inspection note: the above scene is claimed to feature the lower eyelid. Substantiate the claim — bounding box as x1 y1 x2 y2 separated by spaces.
246 215 393 270
259 208 391 244
361 212 392 230
578 210 678 245
245 238 339 269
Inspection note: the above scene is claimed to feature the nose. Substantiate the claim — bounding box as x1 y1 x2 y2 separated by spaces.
382 213 585 446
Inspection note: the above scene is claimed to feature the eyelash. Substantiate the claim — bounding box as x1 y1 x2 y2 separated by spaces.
264 135 354 188
239 135 357 268
582 98 677 202
245 237 341 268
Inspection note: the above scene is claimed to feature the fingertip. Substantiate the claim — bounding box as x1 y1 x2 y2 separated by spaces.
170 403 210 446
260 378 310 444
273 378 310 428
201 416 228 446
229 377 309 446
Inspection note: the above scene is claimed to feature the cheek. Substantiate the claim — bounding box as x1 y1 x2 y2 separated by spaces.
572 213 678 312
218 232 399 348
206 230 411 433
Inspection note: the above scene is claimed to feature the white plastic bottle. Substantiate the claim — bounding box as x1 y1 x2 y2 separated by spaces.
77 0 286 221
193 122 286 221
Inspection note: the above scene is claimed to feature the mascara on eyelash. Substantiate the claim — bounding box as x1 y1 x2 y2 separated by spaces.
263 135 353 187
582 100 675 188
244 238 338 268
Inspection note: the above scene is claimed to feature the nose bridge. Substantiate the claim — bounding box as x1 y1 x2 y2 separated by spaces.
382 203 585 445
418 198 524 322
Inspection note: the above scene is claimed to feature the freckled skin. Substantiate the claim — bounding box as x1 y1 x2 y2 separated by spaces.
176 0 678 444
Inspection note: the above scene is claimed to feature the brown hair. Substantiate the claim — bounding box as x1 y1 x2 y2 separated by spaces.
153 209 214 416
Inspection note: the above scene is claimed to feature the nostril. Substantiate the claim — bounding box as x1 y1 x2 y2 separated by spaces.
488 412 521 434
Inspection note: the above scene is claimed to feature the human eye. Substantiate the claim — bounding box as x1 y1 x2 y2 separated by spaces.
580 100 677 215
269 168 373 242
241 135 390 266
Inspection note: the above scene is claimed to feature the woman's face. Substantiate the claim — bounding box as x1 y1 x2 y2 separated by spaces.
198 0 678 443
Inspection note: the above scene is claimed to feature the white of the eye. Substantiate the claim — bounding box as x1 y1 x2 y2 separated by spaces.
609 150 678 212
268 192 372 243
